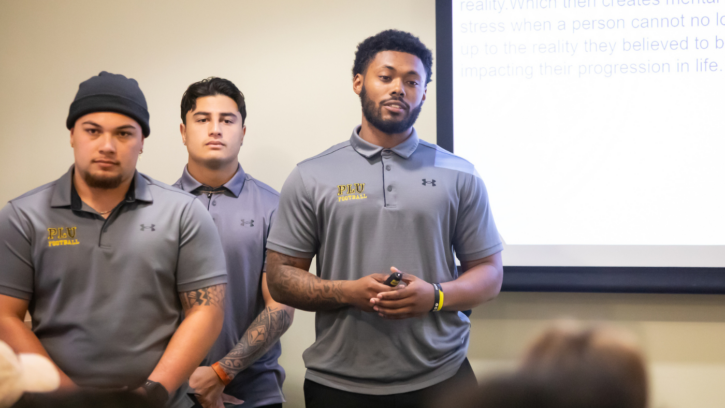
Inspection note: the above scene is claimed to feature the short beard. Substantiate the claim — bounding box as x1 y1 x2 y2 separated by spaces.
360 86 423 134
82 170 124 189
196 156 236 171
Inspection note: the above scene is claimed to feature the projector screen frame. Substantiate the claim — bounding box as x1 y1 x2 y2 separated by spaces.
434 0 725 294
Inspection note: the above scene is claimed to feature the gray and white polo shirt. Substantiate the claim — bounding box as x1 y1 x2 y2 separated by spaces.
267 127 503 395
0 166 228 408
173 165 284 407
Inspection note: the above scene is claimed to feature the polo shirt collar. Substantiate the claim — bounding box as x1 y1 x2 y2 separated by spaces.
50 166 74 208
51 165 152 209
130 171 153 203
178 164 246 198
350 126 420 160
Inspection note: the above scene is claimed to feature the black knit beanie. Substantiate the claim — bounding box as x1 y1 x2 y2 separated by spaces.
66 71 150 137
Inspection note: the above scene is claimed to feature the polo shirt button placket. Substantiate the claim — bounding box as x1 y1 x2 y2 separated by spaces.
382 150 397 207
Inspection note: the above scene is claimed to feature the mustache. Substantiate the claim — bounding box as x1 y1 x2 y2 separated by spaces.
380 97 410 110
91 158 121 165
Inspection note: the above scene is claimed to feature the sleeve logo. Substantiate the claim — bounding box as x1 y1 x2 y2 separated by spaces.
337 183 367 202
47 227 79 247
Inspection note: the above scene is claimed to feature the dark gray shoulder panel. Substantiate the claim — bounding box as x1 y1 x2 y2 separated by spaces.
8 181 56 204
142 174 195 199
297 141 352 167
419 140 479 178
245 175 280 198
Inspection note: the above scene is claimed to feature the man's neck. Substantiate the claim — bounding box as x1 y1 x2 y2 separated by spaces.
72 170 133 217
187 158 239 188
358 117 413 149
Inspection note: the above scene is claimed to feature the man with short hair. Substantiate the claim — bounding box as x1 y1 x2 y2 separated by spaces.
266 30 504 408
173 77 293 408
0 72 228 408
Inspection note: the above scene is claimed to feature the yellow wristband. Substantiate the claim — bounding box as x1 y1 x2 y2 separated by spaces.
436 290 444 311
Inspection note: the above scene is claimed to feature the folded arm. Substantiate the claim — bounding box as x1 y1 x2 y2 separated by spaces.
265 250 341 311
266 250 391 312
372 252 503 319
441 251 503 311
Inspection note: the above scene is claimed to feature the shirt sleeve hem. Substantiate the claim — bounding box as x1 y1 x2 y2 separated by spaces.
267 241 315 259
456 243 504 262
0 284 32 300
177 274 228 293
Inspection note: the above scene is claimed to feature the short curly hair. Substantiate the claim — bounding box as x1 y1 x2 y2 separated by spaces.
353 30 433 84
180 77 246 124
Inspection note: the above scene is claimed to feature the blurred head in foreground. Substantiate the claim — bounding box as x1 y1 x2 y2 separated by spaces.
458 322 649 408
521 321 648 408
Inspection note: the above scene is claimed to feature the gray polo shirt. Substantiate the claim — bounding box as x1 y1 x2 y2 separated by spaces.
0 166 227 408
267 127 503 395
173 165 284 407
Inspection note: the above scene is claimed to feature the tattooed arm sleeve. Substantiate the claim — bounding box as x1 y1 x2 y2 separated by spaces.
216 275 294 378
266 250 347 312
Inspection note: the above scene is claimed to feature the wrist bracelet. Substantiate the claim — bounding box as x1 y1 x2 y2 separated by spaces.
431 283 443 312
437 284 445 312
142 380 169 407
211 362 233 385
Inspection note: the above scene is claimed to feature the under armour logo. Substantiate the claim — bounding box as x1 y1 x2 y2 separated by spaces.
422 179 436 187
241 219 255 227
140 224 156 231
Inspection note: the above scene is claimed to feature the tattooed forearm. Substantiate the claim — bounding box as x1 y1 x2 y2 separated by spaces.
266 250 346 311
179 284 226 311
218 304 292 378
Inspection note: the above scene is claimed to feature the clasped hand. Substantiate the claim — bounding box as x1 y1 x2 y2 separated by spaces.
347 267 435 319
189 366 243 408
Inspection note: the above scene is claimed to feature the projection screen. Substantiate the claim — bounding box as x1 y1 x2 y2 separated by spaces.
435 0 725 292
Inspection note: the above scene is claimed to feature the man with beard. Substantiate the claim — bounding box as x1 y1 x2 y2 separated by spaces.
173 77 293 408
0 72 228 408
266 30 504 408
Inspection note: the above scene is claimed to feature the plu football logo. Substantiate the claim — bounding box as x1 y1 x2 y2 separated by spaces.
47 227 79 247
337 183 367 202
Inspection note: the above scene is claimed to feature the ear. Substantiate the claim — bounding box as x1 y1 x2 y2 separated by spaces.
240 125 247 146
180 123 187 145
70 127 76 148
353 73 364 96
421 86 427 102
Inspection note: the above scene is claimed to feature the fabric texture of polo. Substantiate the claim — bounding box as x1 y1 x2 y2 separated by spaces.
0 166 228 408
174 165 285 407
267 126 503 395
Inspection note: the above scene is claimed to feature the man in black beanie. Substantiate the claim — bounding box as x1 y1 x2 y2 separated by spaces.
0 72 229 408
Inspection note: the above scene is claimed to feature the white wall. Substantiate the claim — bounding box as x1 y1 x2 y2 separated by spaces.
2 2 724 408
